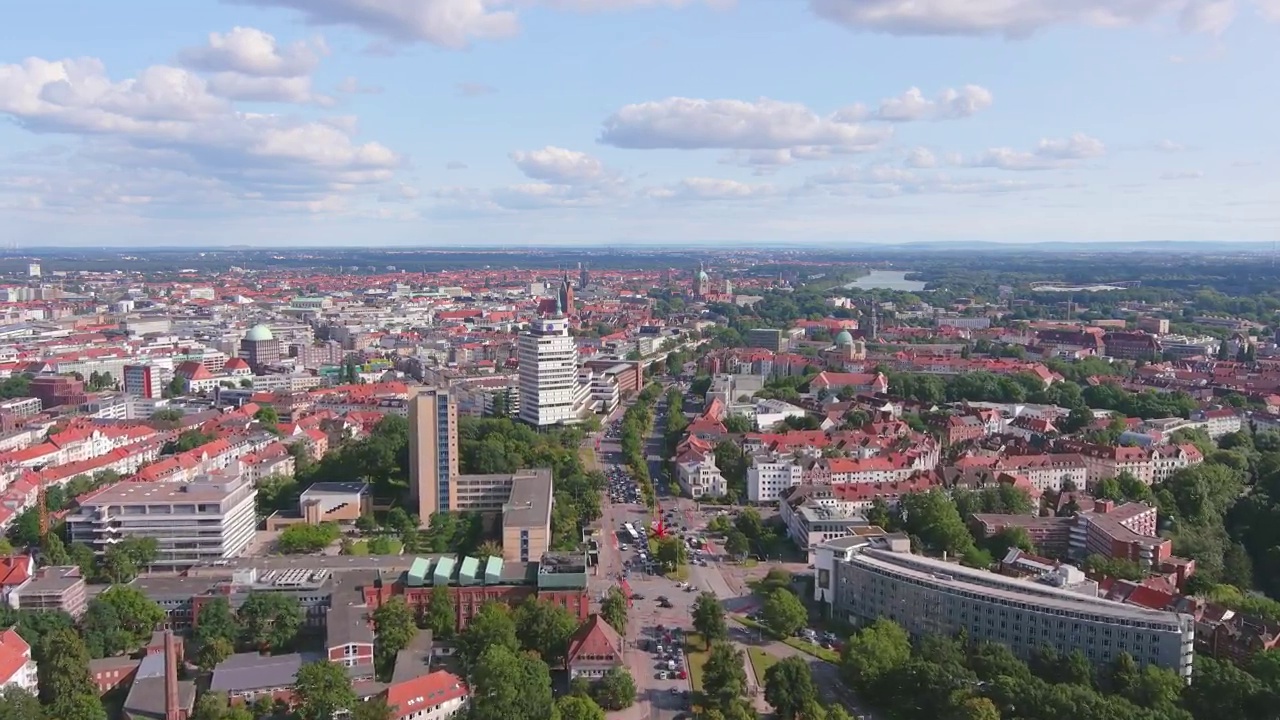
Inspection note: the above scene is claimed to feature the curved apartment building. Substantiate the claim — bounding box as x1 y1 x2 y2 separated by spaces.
831 548 1195 679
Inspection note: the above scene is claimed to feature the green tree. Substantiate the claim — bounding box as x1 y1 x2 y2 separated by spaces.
763 656 817 720
49 692 107 720
254 404 280 425
350 696 394 720
293 660 357 720
692 591 728 649
196 637 235 672
556 694 606 720
277 522 341 554
725 529 750 558
0 686 44 720
39 533 69 566
192 691 230 720
458 601 519 671
94 586 165 648
513 596 578 666
422 586 455 639
469 645 557 720
958 697 1001 720
840 618 911 693
655 535 687 570
79 597 133 658
195 597 240 649
735 508 765 540
701 641 748 714
36 628 98 707
761 588 808 638
593 667 637 711
238 592 303 652
600 588 628 636
372 597 418 678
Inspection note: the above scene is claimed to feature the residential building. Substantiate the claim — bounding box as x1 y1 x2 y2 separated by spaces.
6 565 88 617
387 669 469 720
809 371 889 396
121 630 194 720
747 454 804 503
517 309 589 427
565 615 625 679
66 475 258 570
829 547 1196 679
1159 334 1219 359
210 652 309 706
123 364 163 399
972 500 1178 573
408 388 458 521
0 628 37 693
1102 332 1161 361
674 448 727 499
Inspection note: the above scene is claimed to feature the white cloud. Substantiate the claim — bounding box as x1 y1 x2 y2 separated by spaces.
225 0 521 48
875 85 993 121
809 0 1240 37
961 133 1107 171
455 82 497 97
1179 0 1236 33
1258 0 1280 20
336 77 383 94
179 27 323 77
0 56 401 214
206 73 334 105
646 177 775 201
905 147 938 168
1154 139 1186 152
1161 170 1204 180
510 146 610 185
718 146 832 174
598 97 891 151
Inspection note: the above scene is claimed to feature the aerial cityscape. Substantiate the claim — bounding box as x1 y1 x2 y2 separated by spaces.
2 2 1279 720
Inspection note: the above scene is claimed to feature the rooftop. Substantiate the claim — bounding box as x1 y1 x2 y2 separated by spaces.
78 475 250 506
502 467 554 529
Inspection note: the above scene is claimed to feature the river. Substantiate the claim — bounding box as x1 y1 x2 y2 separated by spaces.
844 270 927 291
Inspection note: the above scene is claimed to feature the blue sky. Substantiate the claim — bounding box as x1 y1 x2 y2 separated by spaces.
1 0 1277 247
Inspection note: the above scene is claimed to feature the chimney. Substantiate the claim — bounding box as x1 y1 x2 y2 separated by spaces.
164 629 181 720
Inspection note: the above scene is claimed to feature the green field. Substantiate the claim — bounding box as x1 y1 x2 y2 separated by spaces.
347 539 403 556
580 445 601 472
685 633 711 692
746 646 779 685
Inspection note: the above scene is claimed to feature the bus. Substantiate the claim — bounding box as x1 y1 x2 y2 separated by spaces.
623 522 641 542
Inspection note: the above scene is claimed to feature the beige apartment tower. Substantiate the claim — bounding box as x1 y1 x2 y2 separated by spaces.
408 387 459 522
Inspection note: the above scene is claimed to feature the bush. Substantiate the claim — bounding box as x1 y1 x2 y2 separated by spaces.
278 522 340 554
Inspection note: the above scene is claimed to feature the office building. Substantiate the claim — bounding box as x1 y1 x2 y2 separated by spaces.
517 306 589 427
66 476 258 570
123 364 162 399
746 328 787 353
408 388 458 521
238 325 281 372
827 546 1195 679
500 468 554 563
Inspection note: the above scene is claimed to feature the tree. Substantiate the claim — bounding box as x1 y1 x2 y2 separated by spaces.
725 529 750 558
422 586 455 639
94 586 165 648
735 507 765 540
48 692 107 720
293 660 356 720
254 405 280 425
350 696 394 720
469 645 556 720
593 667 637 711
655 535 687 570
600 588 628 636
278 522 341 554
458 601 518 671
763 656 817 720
79 597 132 659
702 641 748 713
372 597 417 678
238 592 303 652
556 694 606 720
196 637 234 672
958 697 1001 720
0 686 44 720
761 588 808 639
36 628 98 707
513 596 578 666
193 692 231 720
195 597 240 649
692 592 728 649
840 618 911 693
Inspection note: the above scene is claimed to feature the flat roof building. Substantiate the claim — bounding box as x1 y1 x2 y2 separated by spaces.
66 475 257 570
408 387 459 522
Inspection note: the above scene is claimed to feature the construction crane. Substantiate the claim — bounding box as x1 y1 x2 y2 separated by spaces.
36 486 49 540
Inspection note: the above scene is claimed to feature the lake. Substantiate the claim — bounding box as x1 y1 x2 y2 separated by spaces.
844 270 927 292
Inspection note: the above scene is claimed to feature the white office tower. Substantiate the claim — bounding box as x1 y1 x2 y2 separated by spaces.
27 263 40 278
518 305 590 426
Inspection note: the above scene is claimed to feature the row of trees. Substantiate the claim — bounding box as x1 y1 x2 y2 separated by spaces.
619 384 662 507
192 593 305 670
841 616 1280 720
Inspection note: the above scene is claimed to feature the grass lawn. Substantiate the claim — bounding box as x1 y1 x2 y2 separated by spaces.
580 445 600 472
746 646 779 686
348 539 403 556
684 633 711 692
665 565 690 581
734 616 841 664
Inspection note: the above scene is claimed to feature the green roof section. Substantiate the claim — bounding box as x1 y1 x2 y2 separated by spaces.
458 556 481 586
433 556 456 586
484 556 504 585
407 557 433 587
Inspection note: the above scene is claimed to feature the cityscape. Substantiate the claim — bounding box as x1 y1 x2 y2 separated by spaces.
1 1 1277 720
0 249 1276 720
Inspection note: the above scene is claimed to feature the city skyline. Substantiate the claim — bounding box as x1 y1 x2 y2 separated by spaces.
1 1 1278 247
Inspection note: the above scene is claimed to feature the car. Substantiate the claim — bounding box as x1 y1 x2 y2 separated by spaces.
677 670 688 679
660 599 674 608
669 687 680 695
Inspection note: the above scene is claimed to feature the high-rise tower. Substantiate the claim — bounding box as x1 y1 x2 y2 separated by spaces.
578 261 589 290
409 387 458 521
518 304 589 426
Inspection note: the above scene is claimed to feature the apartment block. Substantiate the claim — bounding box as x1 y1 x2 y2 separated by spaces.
408 388 459 521
66 475 258 570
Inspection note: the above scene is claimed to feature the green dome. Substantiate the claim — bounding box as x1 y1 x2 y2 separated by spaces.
245 324 274 342
834 330 854 346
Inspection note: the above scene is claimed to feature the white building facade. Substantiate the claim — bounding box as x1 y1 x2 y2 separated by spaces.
517 313 590 427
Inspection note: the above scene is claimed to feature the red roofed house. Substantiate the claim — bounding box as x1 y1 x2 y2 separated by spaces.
810 371 889 396
565 614 625 680
385 669 469 720
0 555 34 606
0 627 37 693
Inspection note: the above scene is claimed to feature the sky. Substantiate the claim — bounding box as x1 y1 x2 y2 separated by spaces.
1 0 1278 248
